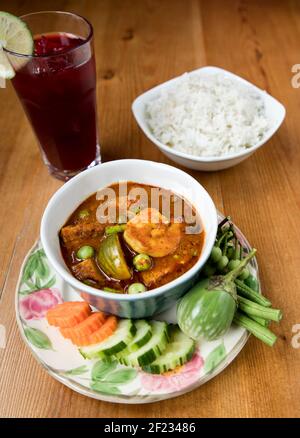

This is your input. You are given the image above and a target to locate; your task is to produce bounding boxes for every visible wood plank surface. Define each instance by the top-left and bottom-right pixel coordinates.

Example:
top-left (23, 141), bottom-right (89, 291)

top-left (0, 0), bottom-right (299, 418)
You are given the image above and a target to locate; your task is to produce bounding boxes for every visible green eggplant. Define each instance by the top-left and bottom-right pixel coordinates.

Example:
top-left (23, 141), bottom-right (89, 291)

top-left (177, 249), bottom-right (256, 341)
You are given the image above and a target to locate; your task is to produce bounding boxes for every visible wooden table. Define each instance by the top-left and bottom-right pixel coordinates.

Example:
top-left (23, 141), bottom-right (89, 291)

top-left (0, 0), bottom-right (299, 418)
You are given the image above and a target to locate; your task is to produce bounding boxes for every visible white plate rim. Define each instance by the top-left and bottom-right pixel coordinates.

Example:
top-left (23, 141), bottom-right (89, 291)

top-left (15, 214), bottom-right (256, 404)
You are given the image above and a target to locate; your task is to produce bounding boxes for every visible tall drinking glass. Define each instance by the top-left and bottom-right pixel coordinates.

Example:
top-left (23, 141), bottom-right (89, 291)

top-left (5, 11), bottom-right (100, 181)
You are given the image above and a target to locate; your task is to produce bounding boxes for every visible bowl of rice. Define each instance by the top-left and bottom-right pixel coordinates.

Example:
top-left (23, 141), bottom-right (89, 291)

top-left (132, 66), bottom-right (286, 171)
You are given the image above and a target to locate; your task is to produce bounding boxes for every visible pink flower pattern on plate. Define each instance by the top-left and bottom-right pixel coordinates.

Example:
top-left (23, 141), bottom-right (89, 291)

top-left (140, 353), bottom-right (204, 393)
top-left (19, 288), bottom-right (63, 320)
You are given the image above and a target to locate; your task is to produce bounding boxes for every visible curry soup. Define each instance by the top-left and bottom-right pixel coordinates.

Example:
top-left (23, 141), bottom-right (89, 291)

top-left (60, 182), bottom-right (204, 293)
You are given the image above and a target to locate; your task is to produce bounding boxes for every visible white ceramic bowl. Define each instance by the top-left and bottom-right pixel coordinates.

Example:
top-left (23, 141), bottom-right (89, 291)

top-left (132, 66), bottom-right (286, 171)
top-left (41, 159), bottom-right (218, 318)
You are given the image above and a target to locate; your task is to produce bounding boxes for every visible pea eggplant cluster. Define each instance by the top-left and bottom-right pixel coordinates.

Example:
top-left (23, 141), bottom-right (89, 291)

top-left (177, 217), bottom-right (282, 347)
top-left (203, 216), bottom-right (252, 280)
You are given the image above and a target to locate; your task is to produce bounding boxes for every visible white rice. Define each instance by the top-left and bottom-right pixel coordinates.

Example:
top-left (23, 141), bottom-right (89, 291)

top-left (145, 73), bottom-right (269, 157)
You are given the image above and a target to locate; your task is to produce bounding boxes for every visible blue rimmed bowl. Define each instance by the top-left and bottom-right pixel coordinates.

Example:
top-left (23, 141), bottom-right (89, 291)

top-left (41, 159), bottom-right (218, 318)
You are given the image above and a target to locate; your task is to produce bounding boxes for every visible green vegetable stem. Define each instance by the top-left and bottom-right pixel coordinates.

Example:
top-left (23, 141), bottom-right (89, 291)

top-left (217, 216), bottom-right (231, 232)
top-left (237, 295), bottom-right (282, 322)
top-left (103, 287), bottom-right (122, 293)
top-left (244, 274), bottom-right (259, 292)
top-left (234, 311), bottom-right (277, 347)
top-left (235, 279), bottom-right (271, 307)
top-left (105, 224), bottom-right (127, 235)
top-left (225, 248), bottom-right (257, 284)
top-left (246, 313), bottom-right (269, 327)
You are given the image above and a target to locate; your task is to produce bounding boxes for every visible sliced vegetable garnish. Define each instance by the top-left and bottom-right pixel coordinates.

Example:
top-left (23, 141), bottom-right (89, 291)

top-left (126, 320), bottom-right (153, 352)
top-left (79, 319), bottom-right (135, 358)
top-left (118, 321), bottom-right (169, 367)
top-left (80, 315), bottom-right (119, 347)
top-left (142, 326), bottom-right (195, 374)
top-left (46, 301), bottom-right (91, 328)
top-left (60, 312), bottom-right (107, 345)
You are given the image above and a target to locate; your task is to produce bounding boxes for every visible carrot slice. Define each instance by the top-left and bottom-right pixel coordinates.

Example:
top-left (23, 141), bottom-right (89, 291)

top-left (60, 312), bottom-right (107, 344)
top-left (47, 301), bottom-right (91, 328)
top-left (75, 315), bottom-right (118, 346)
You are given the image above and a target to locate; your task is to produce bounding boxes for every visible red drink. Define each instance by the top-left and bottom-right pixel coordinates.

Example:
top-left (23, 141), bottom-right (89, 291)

top-left (34, 33), bottom-right (84, 56)
top-left (7, 12), bottom-right (100, 180)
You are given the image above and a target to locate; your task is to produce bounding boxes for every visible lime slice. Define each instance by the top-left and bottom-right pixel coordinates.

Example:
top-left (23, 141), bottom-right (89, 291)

top-left (0, 48), bottom-right (14, 78)
top-left (0, 11), bottom-right (33, 78)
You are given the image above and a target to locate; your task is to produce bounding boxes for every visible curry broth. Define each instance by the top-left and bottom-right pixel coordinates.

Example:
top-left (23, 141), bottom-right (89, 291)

top-left (60, 182), bottom-right (204, 292)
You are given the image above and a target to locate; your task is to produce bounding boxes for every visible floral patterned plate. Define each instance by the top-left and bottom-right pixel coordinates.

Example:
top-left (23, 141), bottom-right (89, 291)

top-left (15, 216), bottom-right (258, 404)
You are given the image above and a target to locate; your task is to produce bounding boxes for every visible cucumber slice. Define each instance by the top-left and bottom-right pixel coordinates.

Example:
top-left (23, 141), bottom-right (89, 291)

top-left (142, 326), bottom-right (195, 374)
top-left (118, 321), bottom-right (169, 367)
top-left (79, 319), bottom-right (136, 359)
top-left (119, 320), bottom-right (152, 354)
